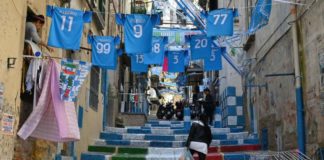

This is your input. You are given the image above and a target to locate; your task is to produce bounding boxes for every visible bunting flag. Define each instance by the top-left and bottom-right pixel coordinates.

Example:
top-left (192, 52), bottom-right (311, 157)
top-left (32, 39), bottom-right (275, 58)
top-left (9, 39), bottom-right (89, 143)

top-left (248, 0), bottom-right (272, 33)
top-left (60, 59), bottom-right (91, 102)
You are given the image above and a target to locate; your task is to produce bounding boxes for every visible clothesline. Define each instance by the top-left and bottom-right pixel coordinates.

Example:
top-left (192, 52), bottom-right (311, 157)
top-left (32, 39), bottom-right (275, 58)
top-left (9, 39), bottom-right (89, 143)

top-left (89, 1), bottom-right (308, 15)
top-left (23, 55), bottom-right (62, 60)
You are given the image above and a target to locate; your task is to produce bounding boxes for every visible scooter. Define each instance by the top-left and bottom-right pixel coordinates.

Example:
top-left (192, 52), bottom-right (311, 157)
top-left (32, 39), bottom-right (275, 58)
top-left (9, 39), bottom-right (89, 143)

top-left (165, 102), bottom-right (175, 120)
top-left (156, 104), bottom-right (166, 119)
top-left (175, 101), bottom-right (184, 120)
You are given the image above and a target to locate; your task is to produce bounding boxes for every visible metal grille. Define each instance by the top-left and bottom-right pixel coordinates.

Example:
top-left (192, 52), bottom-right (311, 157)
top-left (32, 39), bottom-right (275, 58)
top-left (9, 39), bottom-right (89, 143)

top-left (249, 150), bottom-right (311, 160)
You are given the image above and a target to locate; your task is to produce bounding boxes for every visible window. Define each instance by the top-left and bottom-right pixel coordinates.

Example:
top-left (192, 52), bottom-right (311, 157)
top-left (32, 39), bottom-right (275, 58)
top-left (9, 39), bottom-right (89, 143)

top-left (89, 66), bottom-right (100, 111)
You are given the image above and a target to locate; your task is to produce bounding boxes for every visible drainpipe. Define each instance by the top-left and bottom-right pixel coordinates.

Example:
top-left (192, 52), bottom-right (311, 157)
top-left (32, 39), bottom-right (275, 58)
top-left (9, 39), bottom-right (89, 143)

top-left (291, 2), bottom-right (306, 154)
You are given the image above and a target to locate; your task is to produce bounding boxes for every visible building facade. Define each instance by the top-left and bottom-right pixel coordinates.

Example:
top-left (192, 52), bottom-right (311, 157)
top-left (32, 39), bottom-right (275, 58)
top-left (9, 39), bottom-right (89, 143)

top-left (237, 0), bottom-right (324, 156)
top-left (0, 0), bottom-right (123, 159)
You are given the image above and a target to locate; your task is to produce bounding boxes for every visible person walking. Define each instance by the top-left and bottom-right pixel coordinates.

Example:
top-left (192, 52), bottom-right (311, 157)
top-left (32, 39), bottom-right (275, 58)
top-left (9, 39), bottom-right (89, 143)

top-left (186, 114), bottom-right (212, 160)
top-left (203, 88), bottom-right (215, 125)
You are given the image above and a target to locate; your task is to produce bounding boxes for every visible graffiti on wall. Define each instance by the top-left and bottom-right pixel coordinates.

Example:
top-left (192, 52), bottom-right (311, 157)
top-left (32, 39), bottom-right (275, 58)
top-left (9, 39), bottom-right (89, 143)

top-left (1, 113), bottom-right (14, 135)
top-left (0, 82), bottom-right (3, 112)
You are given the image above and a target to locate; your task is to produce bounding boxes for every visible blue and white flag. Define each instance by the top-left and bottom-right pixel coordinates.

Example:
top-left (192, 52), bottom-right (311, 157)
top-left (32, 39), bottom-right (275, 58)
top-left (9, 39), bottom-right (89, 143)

top-left (60, 59), bottom-right (91, 102)
top-left (248, 0), bottom-right (272, 33)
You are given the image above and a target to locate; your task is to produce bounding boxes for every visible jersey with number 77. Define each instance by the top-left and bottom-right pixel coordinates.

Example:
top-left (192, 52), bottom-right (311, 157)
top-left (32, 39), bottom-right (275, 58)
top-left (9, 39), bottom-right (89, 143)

top-left (115, 14), bottom-right (160, 54)
top-left (46, 5), bottom-right (92, 50)
top-left (206, 9), bottom-right (237, 37)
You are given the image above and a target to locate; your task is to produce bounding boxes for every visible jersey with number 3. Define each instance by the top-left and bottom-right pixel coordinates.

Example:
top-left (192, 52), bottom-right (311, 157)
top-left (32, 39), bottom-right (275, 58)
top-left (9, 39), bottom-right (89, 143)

top-left (190, 35), bottom-right (212, 60)
top-left (88, 36), bottom-right (120, 69)
top-left (116, 14), bottom-right (160, 54)
top-left (204, 46), bottom-right (224, 71)
top-left (131, 54), bottom-right (148, 73)
top-left (207, 9), bottom-right (235, 37)
top-left (46, 5), bottom-right (92, 50)
top-left (167, 51), bottom-right (186, 73)
top-left (144, 37), bottom-right (167, 65)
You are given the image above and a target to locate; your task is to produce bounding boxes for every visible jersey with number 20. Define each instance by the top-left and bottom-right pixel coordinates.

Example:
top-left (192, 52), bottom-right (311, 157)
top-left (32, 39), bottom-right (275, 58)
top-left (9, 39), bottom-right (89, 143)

top-left (46, 5), bottom-right (92, 50)
top-left (116, 14), bottom-right (160, 54)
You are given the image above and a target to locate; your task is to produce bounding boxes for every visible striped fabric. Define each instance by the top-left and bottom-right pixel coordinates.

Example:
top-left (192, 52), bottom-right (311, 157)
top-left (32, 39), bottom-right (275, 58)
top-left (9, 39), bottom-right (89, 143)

top-left (18, 60), bottom-right (80, 142)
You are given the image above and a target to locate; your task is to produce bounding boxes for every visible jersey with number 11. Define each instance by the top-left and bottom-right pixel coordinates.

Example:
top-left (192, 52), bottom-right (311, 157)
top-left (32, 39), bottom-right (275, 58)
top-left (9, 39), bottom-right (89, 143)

top-left (46, 5), bottom-right (92, 50)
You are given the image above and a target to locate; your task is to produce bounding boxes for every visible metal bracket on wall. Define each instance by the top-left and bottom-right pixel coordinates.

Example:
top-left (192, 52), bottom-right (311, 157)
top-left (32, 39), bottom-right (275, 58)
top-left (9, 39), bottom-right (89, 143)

top-left (7, 57), bottom-right (17, 69)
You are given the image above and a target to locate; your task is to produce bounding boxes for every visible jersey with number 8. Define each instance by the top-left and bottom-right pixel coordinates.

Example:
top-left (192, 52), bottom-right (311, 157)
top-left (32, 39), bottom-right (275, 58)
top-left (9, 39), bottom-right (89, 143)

top-left (47, 5), bottom-right (92, 50)
top-left (144, 37), bottom-right (167, 65)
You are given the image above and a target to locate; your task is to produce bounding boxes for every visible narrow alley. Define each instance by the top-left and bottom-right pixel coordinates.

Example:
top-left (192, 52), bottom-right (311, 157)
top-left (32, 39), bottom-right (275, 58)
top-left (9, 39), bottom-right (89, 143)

top-left (0, 0), bottom-right (323, 160)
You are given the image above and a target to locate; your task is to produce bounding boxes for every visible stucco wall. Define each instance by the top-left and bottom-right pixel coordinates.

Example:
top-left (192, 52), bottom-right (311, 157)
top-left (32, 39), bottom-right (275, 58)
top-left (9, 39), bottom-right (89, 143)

top-left (238, 0), bottom-right (324, 155)
top-left (0, 0), bottom-right (26, 159)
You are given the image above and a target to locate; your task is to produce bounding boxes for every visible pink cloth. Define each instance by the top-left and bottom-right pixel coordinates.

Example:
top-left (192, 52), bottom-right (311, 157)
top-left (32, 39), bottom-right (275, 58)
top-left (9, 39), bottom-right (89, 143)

top-left (162, 57), bottom-right (168, 72)
top-left (18, 60), bottom-right (80, 142)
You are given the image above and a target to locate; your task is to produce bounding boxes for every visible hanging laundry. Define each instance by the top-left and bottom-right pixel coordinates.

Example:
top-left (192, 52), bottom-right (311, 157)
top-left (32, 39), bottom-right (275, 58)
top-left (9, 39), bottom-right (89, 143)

top-left (60, 59), bottom-right (91, 102)
top-left (18, 60), bottom-right (80, 142)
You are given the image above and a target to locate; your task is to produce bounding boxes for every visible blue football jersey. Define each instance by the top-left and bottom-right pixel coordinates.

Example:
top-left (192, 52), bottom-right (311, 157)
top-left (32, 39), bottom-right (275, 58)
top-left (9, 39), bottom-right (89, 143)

top-left (167, 51), bottom-right (186, 73)
top-left (116, 14), bottom-right (160, 54)
top-left (206, 9), bottom-right (236, 37)
top-left (144, 37), bottom-right (167, 65)
top-left (88, 35), bottom-right (120, 69)
top-left (189, 35), bottom-right (212, 60)
top-left (131, 54), bottom-right (148, 73)
top-left (46, 5), bottom-right (92, 50)
top-left (204, 46), bottom-right (224, 71)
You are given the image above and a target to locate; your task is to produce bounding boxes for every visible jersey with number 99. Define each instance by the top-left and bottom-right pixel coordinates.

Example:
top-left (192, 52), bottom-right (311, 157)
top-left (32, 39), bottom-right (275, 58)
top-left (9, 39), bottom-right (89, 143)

top-left (116, 14), bottom-right (160, 54)
top-left (46, 5), bottom-right (92, 50)
top-left (88, 35), bottom-right (120, 69)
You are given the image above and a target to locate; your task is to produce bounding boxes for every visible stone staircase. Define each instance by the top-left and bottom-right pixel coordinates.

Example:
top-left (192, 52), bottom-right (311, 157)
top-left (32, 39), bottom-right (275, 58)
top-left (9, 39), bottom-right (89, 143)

top-left (81, 120), bottom-right (261, 160)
